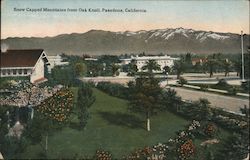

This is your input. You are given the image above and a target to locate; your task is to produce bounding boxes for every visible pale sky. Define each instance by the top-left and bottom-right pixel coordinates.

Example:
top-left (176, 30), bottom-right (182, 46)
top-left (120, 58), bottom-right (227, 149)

top-left (1, 0), bottom-right (249, 38)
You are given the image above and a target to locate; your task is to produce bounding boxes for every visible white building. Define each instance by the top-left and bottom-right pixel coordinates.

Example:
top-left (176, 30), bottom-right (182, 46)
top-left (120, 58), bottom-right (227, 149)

top-left (0, 49), bottom-right (50, 83)
top-left (47, 54), bottom-right (69, 72)
top-left (120, 55), bottom-right (179, 72)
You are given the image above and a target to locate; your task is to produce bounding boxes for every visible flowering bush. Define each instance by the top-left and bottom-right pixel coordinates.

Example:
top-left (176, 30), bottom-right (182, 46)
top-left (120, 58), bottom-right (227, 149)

top-left (177, 139), bottom-right (195, 160)
top-left (123, 146), bottom-right (152, 160)
top-left (123, 144), bottom-right (168, 160)
top-left (36, 88), bottom-right (73, 122)
top-left (94, 149), bottom-right (112, 160)
top-left (203, 123), bottom-right (217, 137)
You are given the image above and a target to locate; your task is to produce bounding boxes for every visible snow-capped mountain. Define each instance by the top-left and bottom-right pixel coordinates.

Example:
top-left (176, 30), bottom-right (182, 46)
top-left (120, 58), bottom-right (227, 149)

top-left (116, 27), bottom-right (234, 42)
top-left (1, 27), bottom-right (249, 55)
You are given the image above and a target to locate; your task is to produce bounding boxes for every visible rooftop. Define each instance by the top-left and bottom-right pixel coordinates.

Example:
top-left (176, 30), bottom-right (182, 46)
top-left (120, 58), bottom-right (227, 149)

top-left (1, 49), bottom-right (45, 68)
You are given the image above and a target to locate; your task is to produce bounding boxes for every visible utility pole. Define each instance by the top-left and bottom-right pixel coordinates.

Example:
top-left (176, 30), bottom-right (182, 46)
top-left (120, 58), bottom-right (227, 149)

top-left (241, 31), bottom-right (245, 81)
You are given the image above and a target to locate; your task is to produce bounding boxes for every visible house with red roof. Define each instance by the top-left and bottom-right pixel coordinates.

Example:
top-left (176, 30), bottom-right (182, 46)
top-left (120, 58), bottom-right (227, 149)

top-left (0, 49), bottom-right (50, 83)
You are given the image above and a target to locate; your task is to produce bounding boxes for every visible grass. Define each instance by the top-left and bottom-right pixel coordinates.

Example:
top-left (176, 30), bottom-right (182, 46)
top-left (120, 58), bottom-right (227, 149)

top-left (20, 87), bottom-right (189, 159)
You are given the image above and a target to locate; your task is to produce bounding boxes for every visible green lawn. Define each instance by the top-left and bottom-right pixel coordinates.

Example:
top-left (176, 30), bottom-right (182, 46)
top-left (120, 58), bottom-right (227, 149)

top-left (21, 88), bottom-right (190, 159)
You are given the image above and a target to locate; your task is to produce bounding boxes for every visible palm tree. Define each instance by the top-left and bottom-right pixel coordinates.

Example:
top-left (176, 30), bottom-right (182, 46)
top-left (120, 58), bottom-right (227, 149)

top-left (142, 60), bottom-right (161, 75)
top-left (173, 60), bottom-right (185, 79)
top-left (205, 54), bottom-right (217, 78)
top-left (163, 66), bottom-right (171, 75)
top-left (127, 59), bottom-right (138, 76)
top-left (222, 59), bottom-right (231, 77)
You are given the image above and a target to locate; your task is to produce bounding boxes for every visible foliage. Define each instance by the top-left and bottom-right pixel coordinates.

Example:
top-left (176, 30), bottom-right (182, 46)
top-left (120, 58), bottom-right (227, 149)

top-left (94, 149), bottom-right (112, 160)
top-left (128, 73), bottom-right (162, 131)
top-left (191, 98), bottom-right (211, 121)
top-left (163, 65), bottom-right (171, 75)
top-left (199, 84), bottom-right (209, 91)
top-left (51, 65), bottom-right (77, 86)
top-left (177, 139), bottom-right (195, 160)
top-left (85, 55), bottom-right (121, 77)
top-left (0, 136), bottom-right (29, 159)
top-left (205, 53), bottom-right (223, 77)
top-left (127, 59), bottom-right (138, 76)
top-left (0, 79), bottom-right (11, 89)
top-left (203, 123), bottom-right (218, 138)
top-left (36, 88), bottom-right (74, 122)
top-left (74, 63), bottom-right (86, 76)
top-left (96, 82), bottom-right (129, 99)
top-left (178, 77), bottom-right (187, 86)
top-left (23, 88), bottom-right (74, 145)
top-left (215, 133), bottom-right (249, 160)
top-left (141, 59), bottom-right (161, 74)
top-left (111, 63), bottom-right (120, 76)
top-left (173, 58), bottom-right (186, 79)
top-left (159, 88), bottom-right (182, 112)
top-left (241, 80), bottom-right (250, 93)
top-left (77, 83), bottom-right (95, 129)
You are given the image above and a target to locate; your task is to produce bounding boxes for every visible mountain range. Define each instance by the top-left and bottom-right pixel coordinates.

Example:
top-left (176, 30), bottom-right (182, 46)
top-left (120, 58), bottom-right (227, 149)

top-left (1, 27), bottom-right (249, 55)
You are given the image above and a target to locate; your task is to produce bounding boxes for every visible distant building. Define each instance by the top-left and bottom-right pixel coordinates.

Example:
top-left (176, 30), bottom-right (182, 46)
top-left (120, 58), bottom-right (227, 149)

top-left (84, 57), bottom-right (98, 61)
top-left (47, 54), bottom-right (69, 72)
top-left (120, 55), bottom-right (179, 72)
top-left (0, 49), bottom-right (50, 83)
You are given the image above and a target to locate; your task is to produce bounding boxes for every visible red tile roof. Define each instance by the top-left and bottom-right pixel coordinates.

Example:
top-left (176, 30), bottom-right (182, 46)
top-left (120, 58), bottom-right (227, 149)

top-left (1, 49), bottom-right (44, 68)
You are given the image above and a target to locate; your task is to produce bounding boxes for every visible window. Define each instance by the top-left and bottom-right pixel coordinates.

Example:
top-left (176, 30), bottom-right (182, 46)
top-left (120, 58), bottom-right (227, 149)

top-left (2, 70), bottom-right (6, 75)
top-left (7, 69), bottom-right (11, 75)
top-left (24, 69), bottom-right (28, 75)
top-left (18, 69), bottom-right (22, 75)
top-left (13, 69), bottom-right (17, 75)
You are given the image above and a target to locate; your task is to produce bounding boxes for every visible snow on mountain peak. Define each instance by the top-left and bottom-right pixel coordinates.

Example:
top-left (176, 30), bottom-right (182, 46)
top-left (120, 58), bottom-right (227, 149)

top-left (116, 28), bottom-right (232, 42)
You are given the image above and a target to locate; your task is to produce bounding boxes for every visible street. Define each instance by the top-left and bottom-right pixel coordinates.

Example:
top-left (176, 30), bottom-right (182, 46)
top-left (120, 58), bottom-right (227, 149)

top-left (171, 87), bottom-right (249, 114)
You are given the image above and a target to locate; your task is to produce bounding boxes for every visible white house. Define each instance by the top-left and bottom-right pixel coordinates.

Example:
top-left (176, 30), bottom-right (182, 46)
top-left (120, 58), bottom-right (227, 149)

top-left (47, 54), bottom-right (69, 72)
top-left (120, 55), bottom-right (179, 72)
top-left (0, 49), bottom-right (50, 83)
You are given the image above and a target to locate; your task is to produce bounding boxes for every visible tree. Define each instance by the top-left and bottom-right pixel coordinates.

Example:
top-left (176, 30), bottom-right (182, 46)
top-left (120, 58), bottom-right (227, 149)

top-left (51, 66), bottom-right (76, 86)
top-left (128, 73), bottom-right (162, 131)
top-left (222, 59), bottom-right (231, 77)
top-left (142, 60), bottom-right (161, 74)
top-left (74, 63), bottom-right (85, 77)
top-left (127, 59), bottom-right (138, 76)
top-left (159, 88), bottom-right (182, 112)
top-left (163, 66), bottom-right (170, 75)
top-left (192, 98), bottom-right (211, 121)
top-left (77, 83), bottom-right (95, 129)
top-left (215, 134), bottom-right (249, 160)
top-left (205, 54), bottom-right (217, 78)
top-left (111, 63), bottom-right (120, 76)
top-left (173, 60), bottom-right (185, 79)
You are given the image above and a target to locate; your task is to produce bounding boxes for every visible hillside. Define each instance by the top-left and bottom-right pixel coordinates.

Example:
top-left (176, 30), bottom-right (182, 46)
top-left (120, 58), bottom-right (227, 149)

top-left (1, 27), bottom-right (249, 55)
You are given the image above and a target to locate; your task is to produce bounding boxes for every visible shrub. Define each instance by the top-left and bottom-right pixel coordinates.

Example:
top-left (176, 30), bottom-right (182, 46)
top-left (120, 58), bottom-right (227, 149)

top-left (178, 77), bottom-right (187, 86)
top-left (94, 149), bottom-right (112, 160)
top-left (214, 79), bottom-right (231, 89)
top-left (96, 82), bottom-right (128, 99)
top-left (241, 80), bottom-right (250, 93)
top-left (200, 84), bottom-right (209, 91)
top-left (177, 139), bottom-right (195, 160)
top-left (36, 88), bottom-right (74, 123)
top-left (228, 86), bottom-right (237, 95)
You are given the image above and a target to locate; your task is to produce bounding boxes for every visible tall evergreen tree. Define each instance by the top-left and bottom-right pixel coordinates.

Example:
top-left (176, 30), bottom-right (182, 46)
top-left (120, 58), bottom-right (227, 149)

top-left (128, 60), bottom-right (162, 131)
top-left (77, 84), bottom-right (95, 129)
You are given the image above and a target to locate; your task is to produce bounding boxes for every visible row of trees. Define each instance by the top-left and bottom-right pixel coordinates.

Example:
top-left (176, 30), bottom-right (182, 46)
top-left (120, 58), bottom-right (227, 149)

top-left (173, 52), bottom-right (250, 79)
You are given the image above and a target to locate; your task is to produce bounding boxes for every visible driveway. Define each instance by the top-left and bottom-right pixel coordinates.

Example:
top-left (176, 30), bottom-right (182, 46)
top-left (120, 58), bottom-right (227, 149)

top-left (171, 87), bottom-right (249, 114)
